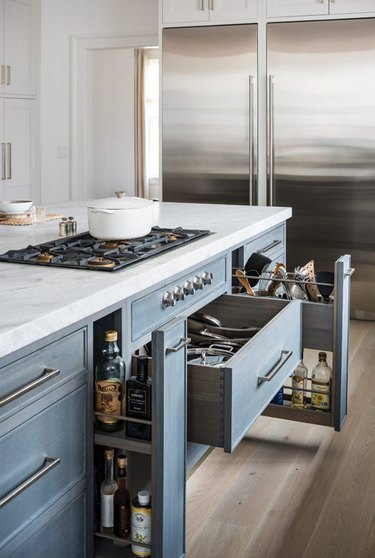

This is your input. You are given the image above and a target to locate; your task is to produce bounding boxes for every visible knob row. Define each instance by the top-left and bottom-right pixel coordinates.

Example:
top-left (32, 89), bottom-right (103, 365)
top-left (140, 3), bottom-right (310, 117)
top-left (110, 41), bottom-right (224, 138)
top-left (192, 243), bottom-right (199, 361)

top-left (162, 271), bottom-right (213, 308)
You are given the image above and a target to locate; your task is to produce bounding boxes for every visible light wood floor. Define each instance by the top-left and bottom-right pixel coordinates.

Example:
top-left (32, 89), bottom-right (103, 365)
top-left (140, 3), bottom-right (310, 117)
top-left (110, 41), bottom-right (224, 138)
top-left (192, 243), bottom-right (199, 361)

top-left (186, 320), bottom-right (375, 558)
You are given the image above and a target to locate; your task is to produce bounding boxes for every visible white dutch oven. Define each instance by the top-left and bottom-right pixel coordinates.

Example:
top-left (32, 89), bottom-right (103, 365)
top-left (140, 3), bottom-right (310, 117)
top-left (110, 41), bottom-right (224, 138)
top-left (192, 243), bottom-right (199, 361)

top-left (87, 196), bottom-right (154, 239)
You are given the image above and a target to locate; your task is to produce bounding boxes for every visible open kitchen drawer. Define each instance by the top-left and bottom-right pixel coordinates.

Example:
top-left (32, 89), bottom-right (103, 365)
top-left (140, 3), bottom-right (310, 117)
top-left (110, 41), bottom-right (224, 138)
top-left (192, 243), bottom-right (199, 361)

top-left (187, 296), bottom-right (302, 453)
top-left (187, 255), bottom-right (352, 453)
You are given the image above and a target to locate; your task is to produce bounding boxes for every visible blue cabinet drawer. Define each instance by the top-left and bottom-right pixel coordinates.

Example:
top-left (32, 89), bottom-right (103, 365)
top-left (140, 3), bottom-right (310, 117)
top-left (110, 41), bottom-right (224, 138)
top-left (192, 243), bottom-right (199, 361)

top-left (131, 256), bottom-right (227, 341)
top-left (243, 224), bottom-right (285, 263)
top-left (187, 295), bottom-right (301, 452)
top-left (0, 328), bottom-right (88, 421)
top-left (0, 377), bottom-right (88, 552)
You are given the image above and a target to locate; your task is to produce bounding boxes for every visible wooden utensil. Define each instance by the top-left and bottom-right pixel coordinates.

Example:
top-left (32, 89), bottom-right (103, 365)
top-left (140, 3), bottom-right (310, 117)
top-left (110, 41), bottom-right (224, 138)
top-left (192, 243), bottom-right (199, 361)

top-left (235, 269), bottom-right (255, 296)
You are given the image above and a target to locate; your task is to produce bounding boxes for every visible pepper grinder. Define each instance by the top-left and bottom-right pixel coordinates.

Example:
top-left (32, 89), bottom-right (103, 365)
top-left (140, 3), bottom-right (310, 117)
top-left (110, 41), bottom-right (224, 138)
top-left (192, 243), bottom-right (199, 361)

top-left (59, 217), bottom-right (68, 236)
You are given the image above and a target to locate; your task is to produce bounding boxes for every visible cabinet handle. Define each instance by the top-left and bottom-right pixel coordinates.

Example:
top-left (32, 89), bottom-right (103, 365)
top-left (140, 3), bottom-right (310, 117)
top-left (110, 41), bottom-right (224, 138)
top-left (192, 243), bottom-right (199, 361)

top-left (249, 75), bottom-right (255, 204)
top-left (1, 143), bottom-right (5, 180)
top-left (6, 65), bottom-right (10, 85)
top-left (210, 0), bottom-right (215, 9)
top-left (0, 457), bottom-right (61, 509)
top-left (166, 337), bottom-right (191, 353)
top-left (267, 75), bottom-right (275, 206)
top-left (256, 239), bottom-right (282, 254)
top-left (345, 267), bottom-right (355, 277)
top-left (258, 350), bottom-right (293, 384)
top-left (0, 65), bottom-right (5, 85)
top-left (0, 368), bottom-right (61, 408)
top-left (200, 0), bottom-right (205, 10)
top-left (6, 142), bottom-right (11, 179)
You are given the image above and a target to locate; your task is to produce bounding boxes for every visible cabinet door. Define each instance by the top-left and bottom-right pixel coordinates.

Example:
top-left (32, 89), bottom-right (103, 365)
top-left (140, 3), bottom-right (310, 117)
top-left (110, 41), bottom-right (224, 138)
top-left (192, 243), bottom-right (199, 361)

top-left (330, 0), bottom-right (375, 14)
top-left (267, 0), bottom-right (329, 17)
top-left (210, 0), bottom-right (258, 22)
top-left (3, 0), bottom-right (37, 96)
top-left (3, 98), bottom-right (36, 200)
top-left (0, 101), bottom-right (4, 201)
top-left (152, 318), bottom-right (187, 558)
top-left (163, 0), bottom-right (209, 23)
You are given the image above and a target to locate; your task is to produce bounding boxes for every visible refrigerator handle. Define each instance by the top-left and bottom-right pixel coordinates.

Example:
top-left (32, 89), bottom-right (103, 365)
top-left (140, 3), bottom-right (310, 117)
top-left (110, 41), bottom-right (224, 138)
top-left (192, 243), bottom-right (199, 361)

top-left (267, 75), bottom-right (275, 206)
top-left (249, 75), bottom-right (255, 205)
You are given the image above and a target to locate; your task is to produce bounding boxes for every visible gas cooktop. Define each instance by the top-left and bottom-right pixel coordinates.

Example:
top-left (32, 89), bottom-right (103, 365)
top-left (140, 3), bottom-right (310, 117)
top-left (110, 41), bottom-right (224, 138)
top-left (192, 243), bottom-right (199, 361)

top-left (0, 227), bottom-right (211, 271)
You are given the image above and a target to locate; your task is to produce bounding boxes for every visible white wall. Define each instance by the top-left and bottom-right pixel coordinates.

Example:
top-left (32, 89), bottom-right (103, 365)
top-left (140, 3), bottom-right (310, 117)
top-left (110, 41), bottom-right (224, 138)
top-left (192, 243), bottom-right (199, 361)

top-left (88, 48), bottom-right (135, 199)
top-left (40, 0), bottom-right (158, 204)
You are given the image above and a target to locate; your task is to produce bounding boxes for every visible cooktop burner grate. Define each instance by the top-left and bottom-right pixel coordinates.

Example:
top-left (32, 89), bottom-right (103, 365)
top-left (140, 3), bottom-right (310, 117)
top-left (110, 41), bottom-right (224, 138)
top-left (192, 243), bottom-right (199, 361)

top-left (0, 227), bottom-right (211, 271)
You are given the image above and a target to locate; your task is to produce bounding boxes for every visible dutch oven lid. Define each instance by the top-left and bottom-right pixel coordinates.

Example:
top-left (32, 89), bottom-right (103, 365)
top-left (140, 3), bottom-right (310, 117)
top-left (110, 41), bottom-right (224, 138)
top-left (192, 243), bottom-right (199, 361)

top-left (88, 196), bottom-right (153, 210)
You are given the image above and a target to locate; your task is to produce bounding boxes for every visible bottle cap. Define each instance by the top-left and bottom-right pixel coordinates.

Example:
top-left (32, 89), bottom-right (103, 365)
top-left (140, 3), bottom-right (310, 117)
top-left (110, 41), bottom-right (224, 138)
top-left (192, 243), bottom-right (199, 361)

top-left (104, 448), bottom-right (114, 459)
top-left (117, 454), bottom-right (127, 467)
top-left (138, 491), bottom-right (150, 505)
top-left (105, 330), bottom-right (118, 342)
top-left (318, 351), bottom-right (327, 359)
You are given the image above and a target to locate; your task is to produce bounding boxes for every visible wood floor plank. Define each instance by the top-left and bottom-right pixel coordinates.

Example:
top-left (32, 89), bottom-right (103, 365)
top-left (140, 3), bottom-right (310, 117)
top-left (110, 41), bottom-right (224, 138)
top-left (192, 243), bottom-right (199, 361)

top-left (186, 320), bottom-right (375, 558)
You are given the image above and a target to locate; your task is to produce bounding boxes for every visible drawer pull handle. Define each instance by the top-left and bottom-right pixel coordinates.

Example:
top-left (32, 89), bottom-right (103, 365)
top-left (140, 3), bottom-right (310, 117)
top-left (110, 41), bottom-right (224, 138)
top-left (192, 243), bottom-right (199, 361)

top-left (0, 367), bottom-right (60, 408)
top-left (258, 350), bottom-right (293, 384)
top-left (256, 239), bottom-right (282, 255)
top-left (0, 457), bottom-right (61, 509)
top-left (166, 337), bottom-right (191, 353)
top-left (345, 267), bottom-right (355, 277)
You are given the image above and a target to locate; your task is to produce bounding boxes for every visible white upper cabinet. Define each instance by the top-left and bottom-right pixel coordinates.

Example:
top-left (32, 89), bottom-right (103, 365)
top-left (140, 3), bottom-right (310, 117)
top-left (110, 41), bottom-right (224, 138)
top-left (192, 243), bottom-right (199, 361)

top-left (267, 0), bottom-right (329, 17)
top-left (329, 0), bottom-right (375, 14)
top-left (163, 0), bottom-right (257, 24)
top-left (1, 0), bottom-right (38, 96)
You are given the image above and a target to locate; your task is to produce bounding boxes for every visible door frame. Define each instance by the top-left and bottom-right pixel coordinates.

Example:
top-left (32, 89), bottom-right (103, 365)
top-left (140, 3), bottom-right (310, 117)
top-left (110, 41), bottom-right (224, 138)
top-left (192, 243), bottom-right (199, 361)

top-left (70, 33), bottom-right (157, 201)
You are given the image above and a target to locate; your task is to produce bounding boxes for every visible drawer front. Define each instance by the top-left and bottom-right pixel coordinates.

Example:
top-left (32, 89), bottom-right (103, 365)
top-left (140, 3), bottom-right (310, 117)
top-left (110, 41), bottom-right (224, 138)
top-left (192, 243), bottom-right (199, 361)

top-left (8, 490), bottom-right (86, 558)
top-left (244, 224), bottom-right (285, 263)
top-left (188, 295), bottom-right (301, 453)
top-left (0, 328), bottom-right (87, 421)
top-left (0, 380), bottom-right (88, 551)
top-left (132, 256), bottom-right (227, 341)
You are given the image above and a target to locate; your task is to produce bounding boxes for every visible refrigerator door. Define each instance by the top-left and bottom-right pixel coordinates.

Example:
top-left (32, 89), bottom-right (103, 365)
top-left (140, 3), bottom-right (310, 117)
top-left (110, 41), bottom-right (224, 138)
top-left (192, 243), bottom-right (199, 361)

top-left (162, 25), bottom-right (257, 205)
top-left (268, 19), bottom-right (375, 319)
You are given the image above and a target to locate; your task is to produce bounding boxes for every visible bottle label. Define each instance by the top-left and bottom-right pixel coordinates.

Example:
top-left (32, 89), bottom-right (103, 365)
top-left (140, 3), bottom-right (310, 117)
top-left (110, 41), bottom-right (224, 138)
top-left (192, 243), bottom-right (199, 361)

top-left (101, 494), bottom-right (114, 528)
top-left (292, 376), bottom-right (305, 407)
top-left (128, 388), bottom-right (147, 415)
top-left (131, 505), bottom-right (151, 556)
top-left (311, 379), bottom-right (330, 411)
top-left (95, 380), bottom-right (122, 424)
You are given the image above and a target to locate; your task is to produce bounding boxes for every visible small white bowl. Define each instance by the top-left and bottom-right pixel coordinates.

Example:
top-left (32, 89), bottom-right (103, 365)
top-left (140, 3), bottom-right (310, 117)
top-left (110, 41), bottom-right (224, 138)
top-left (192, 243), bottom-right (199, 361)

top-left (0, 200), bottom-right (33, 214)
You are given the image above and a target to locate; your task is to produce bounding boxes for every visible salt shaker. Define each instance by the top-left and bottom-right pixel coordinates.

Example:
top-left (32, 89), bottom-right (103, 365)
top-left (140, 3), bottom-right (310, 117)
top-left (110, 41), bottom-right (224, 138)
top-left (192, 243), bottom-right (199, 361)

top-left (68, 216), bottom-right (77, 234)
top-left (59, 217), bottom-right (68, 236)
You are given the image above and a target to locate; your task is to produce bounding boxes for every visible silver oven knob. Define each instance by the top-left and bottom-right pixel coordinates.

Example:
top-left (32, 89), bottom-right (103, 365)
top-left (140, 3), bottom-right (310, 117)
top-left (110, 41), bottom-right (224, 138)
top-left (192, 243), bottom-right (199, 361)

top-left (174, 286), bottom-right (186, 301)
top-left (183, 280), bottom-right (195, 296)
top-left (193, 276), bottom-right (204, 290)
top-left (162, 291), bottom-right (176, 308)
top-left (202, 271), bottom-right (213, 285)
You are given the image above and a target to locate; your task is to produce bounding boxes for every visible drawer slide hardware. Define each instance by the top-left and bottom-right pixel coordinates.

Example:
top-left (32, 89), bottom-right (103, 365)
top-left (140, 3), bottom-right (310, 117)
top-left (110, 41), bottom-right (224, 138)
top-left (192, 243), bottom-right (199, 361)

top-left (258, 350), bottom-right (293, 384)
top-left (166, 337), bottom-right (191, 354)
top-left (0, 457), bottom-right (61, 509)
top-left (0, 367), bottom-right (60, 408)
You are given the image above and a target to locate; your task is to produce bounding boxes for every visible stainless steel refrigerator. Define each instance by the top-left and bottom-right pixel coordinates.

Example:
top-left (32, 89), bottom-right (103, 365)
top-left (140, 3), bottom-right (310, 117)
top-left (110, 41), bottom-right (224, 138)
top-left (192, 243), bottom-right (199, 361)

top-left (267, 19), bottom-right (375, 320)
top-left (162, 25), bottom-right (257, 205)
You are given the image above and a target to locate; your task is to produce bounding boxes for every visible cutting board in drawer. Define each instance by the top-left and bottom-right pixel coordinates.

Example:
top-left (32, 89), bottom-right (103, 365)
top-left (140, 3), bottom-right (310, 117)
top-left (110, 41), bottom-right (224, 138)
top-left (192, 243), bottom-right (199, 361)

top-left (0, 378), bottom-right (88, 551)
top-left (188, 295), bottom-right (302, 453)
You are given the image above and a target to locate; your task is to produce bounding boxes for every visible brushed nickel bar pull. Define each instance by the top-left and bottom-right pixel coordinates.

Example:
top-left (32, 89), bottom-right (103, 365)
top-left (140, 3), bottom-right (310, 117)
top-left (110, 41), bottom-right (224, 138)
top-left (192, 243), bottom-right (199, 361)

top-left (0, 368), bottom-right (60, 408)
top-left (0, 457), bottom-right (61, 509)
top-left (258, 350), bottom-right (293, 384)
top-left (0, 65), bottom-right (5, 85)
top-left (345, 267), bottom-right (355, 277)
top-left (249, 75), bottom-right (254, 205)
top-left (256, 239), bottom-right (282, 254)
top-left (6, 65), bottom-right (10, 85)
top-left (1, 143), bottom-right (5, 180)
top-left (200, 0), bottom-right (205, 10)
top-left (6, 142), bottom-right (11, 179)
top-left (210, 0), bottom-right (215, 9)
top-left (166, 337), bottom-right (191, 353)
top-left (267, 75), bottom-right (275, 206)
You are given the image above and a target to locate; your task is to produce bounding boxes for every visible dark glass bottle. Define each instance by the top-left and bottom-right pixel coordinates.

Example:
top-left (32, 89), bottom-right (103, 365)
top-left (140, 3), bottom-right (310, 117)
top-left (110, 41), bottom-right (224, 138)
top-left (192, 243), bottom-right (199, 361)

top-left (114, 454), bottom-right (131, 538)
top-left (126, 356), bottom-right (152, 441)
top-left (95, 330), bottom-right (125, 432)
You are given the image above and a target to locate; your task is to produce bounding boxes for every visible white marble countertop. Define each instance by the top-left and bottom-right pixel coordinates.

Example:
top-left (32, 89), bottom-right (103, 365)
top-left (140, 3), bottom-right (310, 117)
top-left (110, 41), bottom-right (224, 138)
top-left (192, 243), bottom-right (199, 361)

top-left (0, 201), bottom-right (291, 359)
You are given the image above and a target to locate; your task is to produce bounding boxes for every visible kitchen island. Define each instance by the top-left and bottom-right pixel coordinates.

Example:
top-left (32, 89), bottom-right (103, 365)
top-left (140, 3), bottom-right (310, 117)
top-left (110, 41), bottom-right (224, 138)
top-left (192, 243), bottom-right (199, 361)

top-left (0, 201), bottom-right (350, 558)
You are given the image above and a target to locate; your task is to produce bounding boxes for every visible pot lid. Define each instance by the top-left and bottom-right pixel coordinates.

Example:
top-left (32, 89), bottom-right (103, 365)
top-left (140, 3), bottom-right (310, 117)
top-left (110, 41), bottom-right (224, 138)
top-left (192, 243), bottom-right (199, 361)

top-left (88, 196), bottom-right (153, 210)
